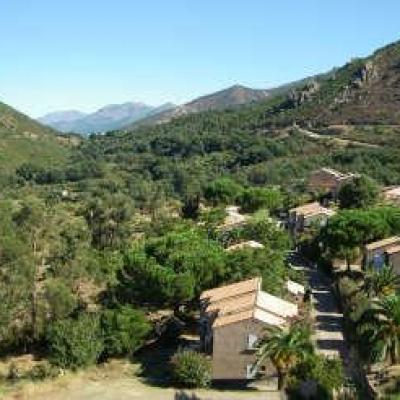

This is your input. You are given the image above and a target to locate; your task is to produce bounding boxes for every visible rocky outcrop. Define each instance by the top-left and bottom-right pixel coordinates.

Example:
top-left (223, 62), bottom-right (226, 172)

top-left (352, 61), bottom-right (379, 88)
top-left (287, 81), bottom-right (320, 108)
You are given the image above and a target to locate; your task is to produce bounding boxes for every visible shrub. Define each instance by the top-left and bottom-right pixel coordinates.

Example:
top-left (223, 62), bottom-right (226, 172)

top-left (289, 354), bottom-right (344, 399)
top-left (338, 175), bottom-right (379, 209)
top-left (171, 349), bottom-right (211, 388)
top-left (204, 178), bottom-right (243, 205)
top-left (45, 279), bottom-right (78, 320)
top-left (47, 314), bottom-right (104, 370)
top-left (28, 363), bottom-right (60, 381)
top-left (312, 356), bottom-right (344, 396)
top-left (7, 362), bottom-right (22, 381)
top-left (239, 187), bottom-right (283, 213)
top-left (101, 306), bottom-right (151, 357)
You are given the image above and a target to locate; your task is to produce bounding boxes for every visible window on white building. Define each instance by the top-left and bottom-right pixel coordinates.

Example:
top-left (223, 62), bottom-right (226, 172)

top-left (246, 364), bottom-right (257, 379)
top-left (247, 333), bottom-right (258, 350)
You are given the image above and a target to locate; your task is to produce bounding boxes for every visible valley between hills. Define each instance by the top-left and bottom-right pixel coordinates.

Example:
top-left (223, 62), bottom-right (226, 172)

top-left (2, 39), bottom-right (400, 399)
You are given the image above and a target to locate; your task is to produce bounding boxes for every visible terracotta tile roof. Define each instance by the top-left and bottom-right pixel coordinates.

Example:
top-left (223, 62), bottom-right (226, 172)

top-left (206, 292), bottom-right (256, 315)
top-left (290, 202), bottom-right (335, 217)
top-left (212, 310), bottom-right (254, 328)
top-left (365, 236), bottom-right (400, 251)
top-left (226, 241), bottom-right (265, 252)
top-left (384, 186), bottom-right (400, 199)
top-left (386, 244), bottom-right (400, 255)
top-left (201, 277), bottom-right (298, 329)
top-left (200, 277), bottom-right (261, 303)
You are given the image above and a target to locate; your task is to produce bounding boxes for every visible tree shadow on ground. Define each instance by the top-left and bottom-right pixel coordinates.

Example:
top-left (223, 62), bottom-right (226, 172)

top-left (174, 391), bottom-right (201, 400)
top-left (134, 336), bottom-right (199, 387)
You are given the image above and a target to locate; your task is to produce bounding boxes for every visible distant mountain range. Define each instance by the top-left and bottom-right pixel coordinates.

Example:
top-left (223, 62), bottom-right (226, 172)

top-left (38, 102), bottom-right (175, 135)
top-left (38, 85), bottom-right (274, 134)
top-left (128, 85), bottom-right (271, 129)
top-left (19, 38), bottom-right (400, 140)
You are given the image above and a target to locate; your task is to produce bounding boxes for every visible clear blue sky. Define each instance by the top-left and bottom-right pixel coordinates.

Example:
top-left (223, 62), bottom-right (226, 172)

top-left (1, 0), bottom-right (399, 117)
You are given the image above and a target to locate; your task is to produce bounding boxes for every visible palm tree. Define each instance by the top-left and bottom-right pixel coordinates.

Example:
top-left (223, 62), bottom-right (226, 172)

top-left (255, 322), bottom-right (314, 391)
top-left (363, 265), bottom-right (400, 298)
top-left (357, 295), bottom-right (400, 365)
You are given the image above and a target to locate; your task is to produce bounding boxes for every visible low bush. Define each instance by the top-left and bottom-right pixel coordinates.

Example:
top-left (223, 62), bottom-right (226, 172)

top-left (171, 349), bottom-right (211, 388)
top-left (101, 306), bottom-right (151, 358)
top-left (47, 314), bottom-right (104, 370)
top-left (28, 362), bottom-right (60, 381)
top-left (289, 354), bottom-right (344, 399)
top-left (239, 187), bottom-right (283, 213)
top-left (7, 362), bottom-right (23, 381)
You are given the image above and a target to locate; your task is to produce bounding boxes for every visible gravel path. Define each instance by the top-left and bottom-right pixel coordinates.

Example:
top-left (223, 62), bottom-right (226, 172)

top-left (289, 252), bottom-right (352, 377)
top-left (308, 268), bottom-right (348, 360)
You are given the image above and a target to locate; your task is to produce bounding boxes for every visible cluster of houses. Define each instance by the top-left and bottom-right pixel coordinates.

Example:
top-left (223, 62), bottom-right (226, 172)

top-left (198, 167), bottom-right (400, 383)
top-left (289, 167), bottom-right (400, 272)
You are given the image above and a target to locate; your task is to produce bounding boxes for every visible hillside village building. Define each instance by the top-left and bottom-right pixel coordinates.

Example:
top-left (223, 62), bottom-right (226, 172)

top-left (364, 236), bottom-right (400, 273)
top-left (288, 202), bottom-right (336, 233)
top-left (200, 278), bottom-right (298, 382)
top-left (382, 186), bottom-right (400, 204)
top-left (307, 168), bottom-right (357, 199)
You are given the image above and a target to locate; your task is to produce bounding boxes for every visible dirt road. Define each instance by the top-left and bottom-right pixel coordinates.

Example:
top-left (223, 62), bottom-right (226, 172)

top-left (296, 127), bottom-right (379, 148)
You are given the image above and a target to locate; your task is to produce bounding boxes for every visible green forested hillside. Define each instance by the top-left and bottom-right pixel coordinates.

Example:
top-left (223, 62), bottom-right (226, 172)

top-left (68, 41), bottom-right (400, 204)
top-left (263, 40), bottom-right (400, 127)
top-left (0, 102), bottom-right (73, 176)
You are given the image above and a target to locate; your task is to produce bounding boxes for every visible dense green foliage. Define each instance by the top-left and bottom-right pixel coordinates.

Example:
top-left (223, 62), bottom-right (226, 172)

top-left (357, 295), bottom-right (400, 365)
top-left (338, 175), bottom-right (379, 209)
top-left (364, 265), bottom-right (400, 298)
top-left (116, 220), bottom-right (290, 306)
top-left (171, 350), bottom-right (211, 388)
top-left (239, 187), bottom-right (283, 213)
top-left (47, 314), bottom-right (104, 369)
top-left (320, 207), bottom-right (400, 268)
top-left (290, 355), bottom-right (344, 399)
top-left (256, 323), bottom-right (314, 391)
top-left (101, 306), bottom-right (151, 357)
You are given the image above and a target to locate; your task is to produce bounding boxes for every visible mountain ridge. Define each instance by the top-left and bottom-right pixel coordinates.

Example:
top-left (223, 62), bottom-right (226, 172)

top-left (38, 101), bottom-right (171, 135)
top-left (262, 39), bottom-right (400, 127)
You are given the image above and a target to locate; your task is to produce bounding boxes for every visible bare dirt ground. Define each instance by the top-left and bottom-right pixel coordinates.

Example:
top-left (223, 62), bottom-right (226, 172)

top-left (1, 361), bottom-right (278, 400)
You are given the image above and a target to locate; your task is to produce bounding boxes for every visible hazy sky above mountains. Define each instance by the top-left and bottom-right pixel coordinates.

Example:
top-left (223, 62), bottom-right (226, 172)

top-left (1, 0), bottom-right (399, 117)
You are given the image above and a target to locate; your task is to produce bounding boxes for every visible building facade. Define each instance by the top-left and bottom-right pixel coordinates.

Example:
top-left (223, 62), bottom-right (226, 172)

top-left (200, 278), bottom-right (298, 383)
top-left (288, 201), bottom-right (336, 234)
top-left (307, 168), bottom-right (357, 199)
top-left (364, 236), bottom-right (400, 273)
